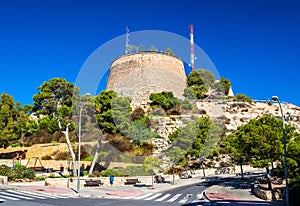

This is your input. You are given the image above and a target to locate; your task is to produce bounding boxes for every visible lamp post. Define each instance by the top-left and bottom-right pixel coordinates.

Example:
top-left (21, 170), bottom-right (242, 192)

top-left (77, 103), bottom-right (83, 194)
top-left (77, 93), bottom-right (90, 194)
top-left (272, 96), bottom-right (289, 206)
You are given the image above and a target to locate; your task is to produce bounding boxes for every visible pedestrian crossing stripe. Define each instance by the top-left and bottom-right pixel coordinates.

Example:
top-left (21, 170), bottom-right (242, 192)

top-left (0, 191), bottom-right (34, 200)
top-left (133, 192), bottom-right (154, 200)
top-left (130, 192), bottom-right (209, 203)
top-left (144, 193), bottom-right (162, 200)
top-left (7, 190), bottom-right (47, 199)
top-left (167, 193), bottom-right (182, 202)
top-left (0, 194), bottom-right (20, 201)
top-left (155, 193), bottom-right (171, 201)
top-left (17, 190), bottom-right (69, 199)
top-left (0, 190), bottom-right (70, 201)
top-left (178, 194), bottom-right (192, 203)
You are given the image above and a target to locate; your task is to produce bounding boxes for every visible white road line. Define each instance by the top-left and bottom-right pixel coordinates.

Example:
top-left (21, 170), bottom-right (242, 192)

top-left (0, 192), bottom-right (34, 200)
top-left (167, 194), bottom-right (182, 202)
top-left (0, 198), bottom-right (6, 202)
top-left (179, 194), bottom-right (192, 204)
top-left (7, 190), bottom-right (47, 199)
top-left (155, 194), bottom-right (171, 201)
top-left (19, 190), bottom-right (59, 199)
top-left (155, 193), bottom-right (171, 201)
top-left (144, 193), bottom-right (162, 200)
top-left (133, 192), bottom-right (154, 200)
top-left (197, 190), bottom-right (206, 200)
top-left (28, 190), bottom-right (68, 199)
top-left (0, 194), bottom-right (20, 201)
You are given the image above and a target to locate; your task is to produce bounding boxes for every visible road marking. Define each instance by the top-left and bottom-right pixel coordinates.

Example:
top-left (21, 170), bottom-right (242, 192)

top-left (167, 194), bottom-right (182, 202)
top-left (18, 190), bottom-right (63, 199)
top-left (155, 193), bottom-right (171, 201)
top-left (133, 192), bottom-right (154, 200)
top-left (197, 190), bottom-right (206, 200)
top-left (144, 193), bottom-right (162, 200)
top-left (0, 198), bottom-right (5, 202)
top-left (0, 191), bottom-right (34, 200)
top-left (0, 194), bottom-right (20, 200)
top-left (178, 193), bottom-right (192, 203)
top-left (7, 190), bottom-right (47, 199)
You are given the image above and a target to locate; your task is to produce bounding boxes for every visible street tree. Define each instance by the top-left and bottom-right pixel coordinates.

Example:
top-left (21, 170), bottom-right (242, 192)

top-left (143, 156), bottom-right (163, 188)
top-left (33, 78), bottom-right (79, 176)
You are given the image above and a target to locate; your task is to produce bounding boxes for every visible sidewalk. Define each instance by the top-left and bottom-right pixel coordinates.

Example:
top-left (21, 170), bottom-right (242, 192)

top-left (0, 177), bottom-right (205, 199)
top-left (204, 175), bottom-right (285, 205)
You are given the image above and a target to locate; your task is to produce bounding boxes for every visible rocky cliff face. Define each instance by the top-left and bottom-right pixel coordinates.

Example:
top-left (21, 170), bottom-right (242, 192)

top-left (149, 100), bottom-right (300, 154)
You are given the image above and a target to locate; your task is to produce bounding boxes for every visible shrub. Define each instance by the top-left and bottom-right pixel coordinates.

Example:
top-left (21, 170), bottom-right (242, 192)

top-left (149, 91), bottom-right (180, 111)
top-left (0, 165), bottom-right (35, 181)
top-left (11, 143), bottom-right (20, 147)
top-left (130, 107), bottom-right (145, 121)
top-left (234, 94), bottom-right (252, 103)
top-left (100, 169), bottom-right (122, 177)
top-left (36, 176), bottom-right (46, 181)
top-left (181, 99), bottom-right (193, 110)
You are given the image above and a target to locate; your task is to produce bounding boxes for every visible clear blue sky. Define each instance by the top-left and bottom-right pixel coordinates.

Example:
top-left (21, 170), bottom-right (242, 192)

top-left (1, 0), bottom-right (299, 106)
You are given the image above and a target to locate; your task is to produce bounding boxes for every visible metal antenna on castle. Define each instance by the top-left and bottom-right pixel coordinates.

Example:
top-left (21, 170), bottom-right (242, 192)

top-left (125, 26), bottom-right (129, 54)
top-left (190, 24), bottom-right (195, 71)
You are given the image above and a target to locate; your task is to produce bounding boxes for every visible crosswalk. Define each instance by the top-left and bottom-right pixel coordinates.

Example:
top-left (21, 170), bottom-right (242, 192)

top-left (0, 189), bottom-right (71, 202)
top-left (126, 191), bottom-right (209, 204)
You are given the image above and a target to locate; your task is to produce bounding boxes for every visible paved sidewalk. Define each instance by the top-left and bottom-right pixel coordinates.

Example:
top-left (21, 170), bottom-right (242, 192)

top-left (204, 175), bottom-right (285, 205)
top-left (0, 177), bottom-right (203, 199)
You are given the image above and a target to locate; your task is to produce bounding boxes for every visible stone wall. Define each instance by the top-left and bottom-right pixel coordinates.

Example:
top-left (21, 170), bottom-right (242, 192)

top-left (106, 52), bottom-right (187, 103)
top-left (0, 159), bottom-right (142, 171)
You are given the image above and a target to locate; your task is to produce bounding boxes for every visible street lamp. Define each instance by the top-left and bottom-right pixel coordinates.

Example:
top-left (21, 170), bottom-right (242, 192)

top-left (77, 93), bottom-right (90, 194)
top-left (272, 96), bottom-right (289, 206)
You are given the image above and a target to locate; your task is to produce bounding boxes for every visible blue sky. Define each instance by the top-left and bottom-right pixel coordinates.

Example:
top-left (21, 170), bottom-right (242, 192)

top-left (0, 0), bottom-right (300, 106)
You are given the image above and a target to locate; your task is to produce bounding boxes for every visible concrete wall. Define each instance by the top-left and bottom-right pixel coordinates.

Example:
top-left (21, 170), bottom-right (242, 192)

top-left (106, 52), bottom-right (187, 103)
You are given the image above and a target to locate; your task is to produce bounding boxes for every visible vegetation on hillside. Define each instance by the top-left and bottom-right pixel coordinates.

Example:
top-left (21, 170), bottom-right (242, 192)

top-left (184, 69), bottom-right (231, 99)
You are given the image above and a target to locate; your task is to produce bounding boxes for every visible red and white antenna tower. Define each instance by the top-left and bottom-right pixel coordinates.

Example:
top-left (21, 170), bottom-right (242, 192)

top-left (190, 24), bottom-right (195, 71)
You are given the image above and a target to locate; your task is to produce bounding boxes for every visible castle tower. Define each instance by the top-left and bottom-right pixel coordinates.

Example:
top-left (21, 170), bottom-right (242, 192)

top-left (106, 52), bottom-right (187, 104)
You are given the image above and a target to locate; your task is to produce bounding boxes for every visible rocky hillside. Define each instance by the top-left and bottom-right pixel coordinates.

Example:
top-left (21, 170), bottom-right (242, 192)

top-left (150, 99), bottom-right (300, 154)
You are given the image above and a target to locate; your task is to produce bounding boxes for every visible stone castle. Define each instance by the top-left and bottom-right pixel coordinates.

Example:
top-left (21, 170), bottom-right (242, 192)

top-left (106, 52), bottom-right (187, 105)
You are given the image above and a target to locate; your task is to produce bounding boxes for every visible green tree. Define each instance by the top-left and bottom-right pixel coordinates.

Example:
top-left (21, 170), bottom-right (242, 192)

top-left (214, 77), bottom-right (231, 96)
top-left (196, 69), bottom-right (216, 88)
top-left (95, 90), bottom-right (148, 143)
top-left (33, 77), bottom-right (78, 116)
top-left (187, 70), bottom-right (205, 87)
top-left (149, 91), bottom-right (179, 111)
top-left (95, 90), bottom-right (118, 134)
top-left (0, 93), bottom-right (29, 148)
top-left (223, 131), bottom-right (252, 179)
top-left (143, 156), bottom-right (163, 188)
top-left (166, 122), bottom-right (198, 184)
top-left (224, 116), bottom-right (295, 179)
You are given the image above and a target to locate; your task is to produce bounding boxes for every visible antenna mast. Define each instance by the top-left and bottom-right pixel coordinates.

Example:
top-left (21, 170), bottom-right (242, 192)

top-left (190, 24), bottom-right (195, 71)
top-left (125, 26), bottom-right (129, 54)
